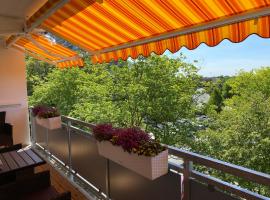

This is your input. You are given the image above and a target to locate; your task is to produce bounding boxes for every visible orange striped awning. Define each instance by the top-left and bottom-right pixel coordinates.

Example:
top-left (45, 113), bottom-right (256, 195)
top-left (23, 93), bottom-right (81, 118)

top-left (30, 0), bottom-right (270, 63)
top-left (12, 34), bottom-right (84, 68)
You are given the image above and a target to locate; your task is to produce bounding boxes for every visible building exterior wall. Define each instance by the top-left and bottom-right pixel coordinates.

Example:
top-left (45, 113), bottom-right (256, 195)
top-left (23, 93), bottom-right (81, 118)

top-left (0, 47), bottom-right (30, 145)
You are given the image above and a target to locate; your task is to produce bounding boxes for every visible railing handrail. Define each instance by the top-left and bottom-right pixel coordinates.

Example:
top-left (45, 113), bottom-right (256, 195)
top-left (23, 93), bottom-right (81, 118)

top-left (191, 171), bottom-right (269, 200)
top-left (61, 115), bottom-right (95, 128)
top-left (61, 115), bottom-right (270, 187)
top-left (169, 146), bottom-right (270, 186)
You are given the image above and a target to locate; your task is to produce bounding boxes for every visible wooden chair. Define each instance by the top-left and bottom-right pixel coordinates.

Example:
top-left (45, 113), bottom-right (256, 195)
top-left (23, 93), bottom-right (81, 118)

top-left (0, 170), bottom-right (71, 200)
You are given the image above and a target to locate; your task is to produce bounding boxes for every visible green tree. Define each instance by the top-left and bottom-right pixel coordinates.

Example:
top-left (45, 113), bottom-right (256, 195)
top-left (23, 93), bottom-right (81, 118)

top-left (208, 87), bottom-right (223, 112)
top-left (29, 55), bottom-right (200, 145)
top-left (26, 56), bottom-right (54, 96)
top-left (195, 68), bottom-right (270, 196)
top-left (205, 76), bottom-right (233, 113)
top-left (109, 55), bottom-right (200, 145)
top-left (70, 62), bottom-right (122, 124)
top-left (29, 55), bottom-right (124, 123)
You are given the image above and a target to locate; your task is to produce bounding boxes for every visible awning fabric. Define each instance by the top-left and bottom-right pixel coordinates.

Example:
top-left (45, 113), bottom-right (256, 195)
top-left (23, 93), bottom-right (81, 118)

top-left (12, 34), bottom-right (84, 68)
top-left (32, 0), bottom-right (270, 63)
top-left (91, 16), bottom-right (270, 63)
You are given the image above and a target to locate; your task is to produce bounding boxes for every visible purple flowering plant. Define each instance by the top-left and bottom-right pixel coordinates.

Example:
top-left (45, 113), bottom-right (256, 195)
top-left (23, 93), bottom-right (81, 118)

top-left (93, 124), bottom-right (166, 156)
top-left (32, 105), bottom-right (60, 119)
top-left (111, 128), bottom-right (150, 153)
top-left (92, 124), bottom-right (114, 142)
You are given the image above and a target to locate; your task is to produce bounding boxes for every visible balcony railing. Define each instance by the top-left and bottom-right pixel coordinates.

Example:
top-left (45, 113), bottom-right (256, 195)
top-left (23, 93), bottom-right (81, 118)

top-left (29, 113), bottom-right (270, 200)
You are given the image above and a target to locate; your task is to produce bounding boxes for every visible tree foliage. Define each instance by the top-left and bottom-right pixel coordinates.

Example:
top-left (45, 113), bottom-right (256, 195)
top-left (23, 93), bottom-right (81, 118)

top-left (195, 68), bottom-right (270, 196)
top-left (26, 56), bottom-right (54, 96)
top-left (204, 76), bottom-right (233, 113)
top-left (29, 55), bottom-right (199, 144)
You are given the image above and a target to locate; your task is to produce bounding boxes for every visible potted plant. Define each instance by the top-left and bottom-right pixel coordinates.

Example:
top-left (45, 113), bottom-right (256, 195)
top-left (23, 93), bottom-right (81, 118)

top-left (93, 124), bottom-right (168, 180)
top-left (33, 105), bottom-right (61, 130)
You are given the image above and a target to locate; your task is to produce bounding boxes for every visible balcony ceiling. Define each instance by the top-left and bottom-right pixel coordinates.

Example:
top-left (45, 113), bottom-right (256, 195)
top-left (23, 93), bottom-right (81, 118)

top-left (0, 0), bottom-right (47, 42)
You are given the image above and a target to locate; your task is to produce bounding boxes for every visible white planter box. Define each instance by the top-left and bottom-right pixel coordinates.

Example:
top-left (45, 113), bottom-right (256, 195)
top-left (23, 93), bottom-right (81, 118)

top-left (97, 141), bottom-right (168, 180)
top-left (36, 116), bottom-right (62, 130)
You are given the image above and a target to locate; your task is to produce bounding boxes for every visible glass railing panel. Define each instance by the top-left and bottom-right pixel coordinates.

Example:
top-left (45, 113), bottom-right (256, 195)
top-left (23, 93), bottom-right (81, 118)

top-left (47, 126), bottom-right (69, 164)
top-left (109, 161), bottom-right (181, 200)
top-left (70, 130), bottom-right (107, 192)
top-left (190, 179), bottom-right (238, 200)
top-left (35, 123), bottom-right (47, 149)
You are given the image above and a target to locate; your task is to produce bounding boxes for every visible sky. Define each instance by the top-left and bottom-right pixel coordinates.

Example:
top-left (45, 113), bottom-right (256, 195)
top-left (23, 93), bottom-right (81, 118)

top-left (165, 35), bottom-right (270, 77)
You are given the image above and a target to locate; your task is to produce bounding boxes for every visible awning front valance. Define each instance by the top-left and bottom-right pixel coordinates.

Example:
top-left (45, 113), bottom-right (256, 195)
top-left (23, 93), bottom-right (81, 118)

top-left (34, 0), bottom-right (270, 63)
top-left (12, 34), bottom-right (84, 68)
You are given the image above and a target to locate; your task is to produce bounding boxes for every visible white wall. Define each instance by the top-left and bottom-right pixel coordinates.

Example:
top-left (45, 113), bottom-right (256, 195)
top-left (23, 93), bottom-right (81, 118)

top-left (0, 47), bottom-right (30, 145)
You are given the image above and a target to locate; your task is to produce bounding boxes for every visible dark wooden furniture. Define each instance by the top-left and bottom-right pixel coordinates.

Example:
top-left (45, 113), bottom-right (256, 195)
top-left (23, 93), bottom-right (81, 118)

top-left (0, 143), bottom-right (22, 153)
top-left (0, 148), bottom-right (46, 175)
top-left (0, 144), bottom-right (23, 184)
top-left (0, 170), bottom-right (71, 200)
top-left (0, 111), bottom-right (13, 147)
top-left (0, 147), bottom-right (46, 185)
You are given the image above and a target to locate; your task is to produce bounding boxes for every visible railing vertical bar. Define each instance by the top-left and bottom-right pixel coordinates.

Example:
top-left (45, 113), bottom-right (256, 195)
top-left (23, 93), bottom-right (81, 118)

top-left (106, 159), bottom-right (111, 199)
top-left (182, 160), bottom-right (193, 200)
top-left (46, 128), bottom-right (49, 153)
top-left (30, 110), bottom-right (36, 144)
top-left (67, 120), bottom-right (72, 174)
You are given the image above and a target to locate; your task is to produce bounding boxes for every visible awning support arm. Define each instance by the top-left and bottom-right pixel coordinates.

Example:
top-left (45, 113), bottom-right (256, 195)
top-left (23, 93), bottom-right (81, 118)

top-left (13, 43), bottom-right (56, 65)
top-left (56, 55), bottom-right (81, 63)
top-left (26, 34), bottom-right (67, 59)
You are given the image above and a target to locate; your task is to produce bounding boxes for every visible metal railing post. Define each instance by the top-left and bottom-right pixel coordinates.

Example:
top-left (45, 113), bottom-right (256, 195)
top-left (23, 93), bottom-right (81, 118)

top-left (29, 110), bottom-right (36, 144)
top-left (67, 120), bottom-right (72, 174)
top-left (182, 160), bottom-right (193, 200)
top-left (106, 159), bottom-right (111, 199)
top-left (46, 128), bottom-right (49, 151)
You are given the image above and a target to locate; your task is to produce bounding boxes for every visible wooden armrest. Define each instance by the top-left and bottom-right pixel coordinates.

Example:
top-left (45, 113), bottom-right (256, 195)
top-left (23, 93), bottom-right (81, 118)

top-left (51, 191), bottom-right (71, 200)
top-left (0, 143), bottom-right (22, 153)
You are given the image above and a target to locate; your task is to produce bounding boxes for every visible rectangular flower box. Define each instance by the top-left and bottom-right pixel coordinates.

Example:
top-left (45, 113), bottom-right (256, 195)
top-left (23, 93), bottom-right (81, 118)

top-left (36, 116), bottom-right (62, 130)
top-left (97, 141), bottom-right (168, 180)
